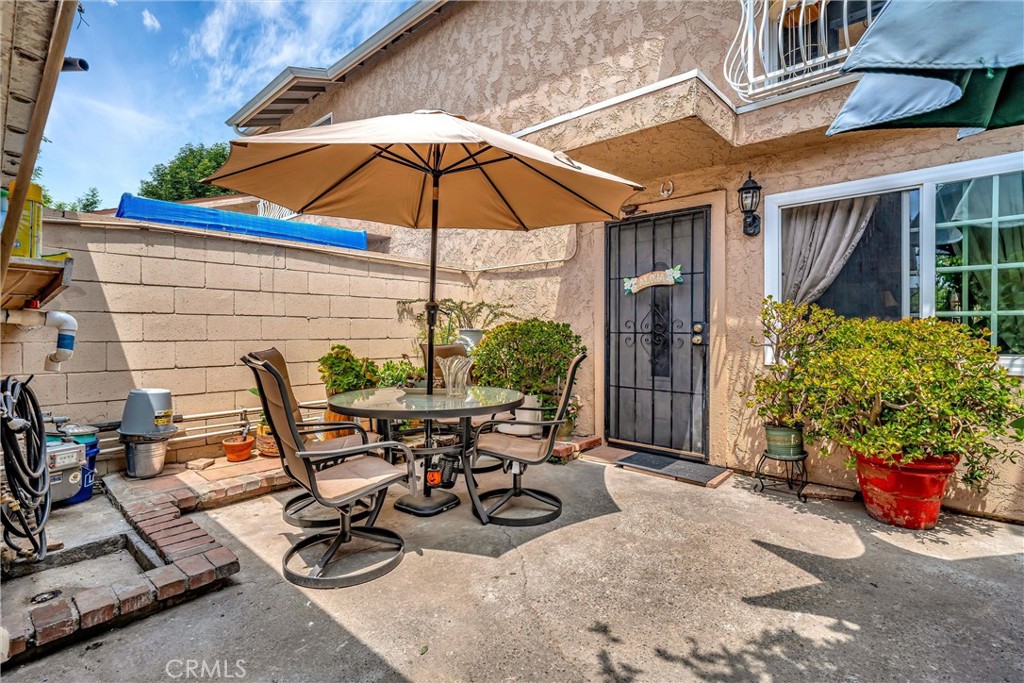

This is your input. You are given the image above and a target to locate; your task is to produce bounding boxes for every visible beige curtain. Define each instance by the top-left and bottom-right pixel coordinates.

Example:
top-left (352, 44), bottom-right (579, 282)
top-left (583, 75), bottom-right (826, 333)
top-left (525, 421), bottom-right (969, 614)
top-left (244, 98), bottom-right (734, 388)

top-left (781, 195), bottom-right (880, 304)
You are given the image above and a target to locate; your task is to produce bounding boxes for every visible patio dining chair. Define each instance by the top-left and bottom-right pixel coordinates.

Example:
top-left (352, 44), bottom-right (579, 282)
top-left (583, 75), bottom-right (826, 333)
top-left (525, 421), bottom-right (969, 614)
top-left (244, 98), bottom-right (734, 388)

top-left (243, 352), bottom-right (417, 588)
top-left (470, 353), bottom-right (586, 526)
top-left (248, 348), bottom-right (381, 530)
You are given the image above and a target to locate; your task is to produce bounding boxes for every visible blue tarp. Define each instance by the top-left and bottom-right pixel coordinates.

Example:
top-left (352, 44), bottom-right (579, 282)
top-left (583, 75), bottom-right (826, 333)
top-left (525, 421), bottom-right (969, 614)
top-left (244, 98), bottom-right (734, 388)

top-left (115, 193), bottom-right (368, 251)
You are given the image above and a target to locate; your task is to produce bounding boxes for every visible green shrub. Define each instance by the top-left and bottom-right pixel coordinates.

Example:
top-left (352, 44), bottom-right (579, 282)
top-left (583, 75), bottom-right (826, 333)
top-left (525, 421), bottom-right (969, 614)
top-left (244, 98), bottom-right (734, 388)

top-left (378, 359), bottom-right (426, 388)
top-left (803, 315), bottom-right (1022, 486)
top-left (473, 319), bottom-right (585, 400)
top-left (317, 345), bottom-right (379, 395)
top-left (747, 297), bottom-right (839, 428)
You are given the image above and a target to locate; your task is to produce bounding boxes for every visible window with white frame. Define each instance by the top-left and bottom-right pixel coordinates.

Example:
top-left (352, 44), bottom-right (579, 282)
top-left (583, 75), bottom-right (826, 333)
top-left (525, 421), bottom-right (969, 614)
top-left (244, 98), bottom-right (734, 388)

top-left (765, 153), bottom-right (1024, 368)
top-left (310, 113), bottom-right (333, 127)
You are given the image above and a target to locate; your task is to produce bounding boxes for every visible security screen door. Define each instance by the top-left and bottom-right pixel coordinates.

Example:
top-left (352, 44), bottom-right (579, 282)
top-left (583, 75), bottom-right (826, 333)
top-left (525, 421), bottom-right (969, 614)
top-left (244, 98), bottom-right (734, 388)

top-left (606, 207), bottom-right (710, 460)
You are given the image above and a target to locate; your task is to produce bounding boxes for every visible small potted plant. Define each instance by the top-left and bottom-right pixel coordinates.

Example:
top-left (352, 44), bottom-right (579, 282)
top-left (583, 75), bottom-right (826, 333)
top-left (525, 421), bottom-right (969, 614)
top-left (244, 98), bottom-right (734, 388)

top-left (378, 358), bottom-right (426, 388)
top-left (317, 344), bottom-right (379, 437)
top-left (557, 394), bottom-right (582, 439)
top-left (473, 319), bottom-right (586, 436)
top-left (747, 298), bottom-right (837, 458)
top-left (803, 315), bottom-right (1022, 529)
top-left (245, 387), bottom-right (279, 457)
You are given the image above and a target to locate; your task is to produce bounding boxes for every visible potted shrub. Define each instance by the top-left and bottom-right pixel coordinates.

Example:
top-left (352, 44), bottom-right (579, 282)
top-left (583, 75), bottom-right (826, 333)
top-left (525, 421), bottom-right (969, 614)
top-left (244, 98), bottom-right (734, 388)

top-left (804, 315), bottom-right (1022, 529)
top-left (473, 319), bottom-right (586, 436)
top-left (557, 394), bottom-right (582, 439)
top-left (377, 358), bottom-right (426, 388)
top-left (747, 298), bottom-right (838, 458)
top-left (317, 344), bottom-right (380, 437)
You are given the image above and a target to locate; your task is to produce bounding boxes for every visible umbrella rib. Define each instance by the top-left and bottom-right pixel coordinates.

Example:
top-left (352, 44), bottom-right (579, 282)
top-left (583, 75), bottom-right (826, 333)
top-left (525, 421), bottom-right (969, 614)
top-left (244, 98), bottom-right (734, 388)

top-left (403, 144), bottom-right (432, 170)
top-left (509, 156), bottom-right (621, 220)
top-left (299, 146), bottom-right (391, 214)
top-left (439, 144), bottom-right (494, 173)
top-left (413, 172), bottom-right (427, 227)
top-left (370, 145), bottom-right (433, 174)
top-left (460, 143), bottom-right (528, 231)
top-left (205, 144), bottom-right (330, 183)
top-left (445, 155), bottom-right (516, 174)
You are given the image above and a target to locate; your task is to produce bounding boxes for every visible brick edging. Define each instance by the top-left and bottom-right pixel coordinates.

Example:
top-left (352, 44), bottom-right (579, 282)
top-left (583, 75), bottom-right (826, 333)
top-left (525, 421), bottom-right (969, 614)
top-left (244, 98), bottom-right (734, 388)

top-left (4, 495), bottom-right (240, 663)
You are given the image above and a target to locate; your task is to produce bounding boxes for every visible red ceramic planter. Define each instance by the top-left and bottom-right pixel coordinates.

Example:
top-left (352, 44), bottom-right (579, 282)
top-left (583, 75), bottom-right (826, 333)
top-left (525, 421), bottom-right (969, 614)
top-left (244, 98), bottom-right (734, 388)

top-left (854, 452), bottom-right (960, 530)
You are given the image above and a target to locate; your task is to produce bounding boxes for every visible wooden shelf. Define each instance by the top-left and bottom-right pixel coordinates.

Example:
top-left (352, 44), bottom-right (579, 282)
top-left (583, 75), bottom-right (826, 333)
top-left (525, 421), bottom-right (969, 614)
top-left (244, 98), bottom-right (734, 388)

top-left (1, 255), bottom-right (74, 309)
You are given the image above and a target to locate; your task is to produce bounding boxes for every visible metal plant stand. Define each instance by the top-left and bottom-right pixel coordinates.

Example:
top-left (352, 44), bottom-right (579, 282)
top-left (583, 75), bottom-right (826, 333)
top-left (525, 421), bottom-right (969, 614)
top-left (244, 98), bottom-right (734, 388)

top-left (755, 450), bottom-right (809, 503)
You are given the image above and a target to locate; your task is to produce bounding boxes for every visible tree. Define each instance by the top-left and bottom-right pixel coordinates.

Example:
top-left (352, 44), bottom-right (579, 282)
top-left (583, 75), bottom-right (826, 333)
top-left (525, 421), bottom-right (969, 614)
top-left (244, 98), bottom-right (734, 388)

top-left (138, 142), bottom-right (234, 201)
top-left (52, 187), bottom-right (102, 212)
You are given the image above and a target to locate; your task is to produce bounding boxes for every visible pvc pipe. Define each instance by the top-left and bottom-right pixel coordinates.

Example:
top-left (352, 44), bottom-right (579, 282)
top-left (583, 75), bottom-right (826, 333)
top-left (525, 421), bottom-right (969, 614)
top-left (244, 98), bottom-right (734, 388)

top-left (2, 309), bottom-right (78, 372)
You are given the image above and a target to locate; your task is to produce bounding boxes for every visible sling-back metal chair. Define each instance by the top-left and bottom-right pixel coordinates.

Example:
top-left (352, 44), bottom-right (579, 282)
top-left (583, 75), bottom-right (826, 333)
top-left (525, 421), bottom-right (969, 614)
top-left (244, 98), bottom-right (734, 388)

top-left (470, 353), bottom-right (586, 526)
top-left (243, 352), bottom-right (417, 588)
top-left (248, 348), bottom-right (380, 530)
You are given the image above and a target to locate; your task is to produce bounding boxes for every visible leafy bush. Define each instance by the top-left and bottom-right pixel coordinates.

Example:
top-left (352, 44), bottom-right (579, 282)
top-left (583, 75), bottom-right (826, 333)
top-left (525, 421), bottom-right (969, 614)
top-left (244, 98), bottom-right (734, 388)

top-left (317, 345), bottom-right (379, 395)
top-left (473, 319), bottom-right (586, 399)
top-left (803, 315), bottom-right (1022, 486)
top-left (378, 359), bottom-right (426, 388)
top-left (747, 298), bottom-right (839, 428)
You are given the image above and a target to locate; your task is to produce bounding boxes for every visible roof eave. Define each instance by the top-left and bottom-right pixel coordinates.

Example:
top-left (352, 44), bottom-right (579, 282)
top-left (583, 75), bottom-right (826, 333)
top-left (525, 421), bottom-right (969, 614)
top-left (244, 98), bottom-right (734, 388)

top-left (225, 0), bottom-right (449, 131)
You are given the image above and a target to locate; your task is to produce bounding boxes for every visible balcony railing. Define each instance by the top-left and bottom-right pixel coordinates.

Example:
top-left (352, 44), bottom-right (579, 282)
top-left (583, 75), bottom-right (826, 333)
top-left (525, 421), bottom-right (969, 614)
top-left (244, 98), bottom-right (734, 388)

top-left (725, 0), bottom-right (886, 102)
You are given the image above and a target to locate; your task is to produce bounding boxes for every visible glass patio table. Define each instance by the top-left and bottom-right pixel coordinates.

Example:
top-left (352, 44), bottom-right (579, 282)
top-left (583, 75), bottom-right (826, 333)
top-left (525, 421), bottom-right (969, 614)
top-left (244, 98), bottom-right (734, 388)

top-left (327, 386), bottom-right (524, 519)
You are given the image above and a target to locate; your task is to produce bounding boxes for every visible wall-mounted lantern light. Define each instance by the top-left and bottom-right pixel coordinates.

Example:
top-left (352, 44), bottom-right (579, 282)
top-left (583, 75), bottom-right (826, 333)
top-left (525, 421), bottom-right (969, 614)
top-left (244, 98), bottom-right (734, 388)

top-left (739, 172), bottom-right (762, 237)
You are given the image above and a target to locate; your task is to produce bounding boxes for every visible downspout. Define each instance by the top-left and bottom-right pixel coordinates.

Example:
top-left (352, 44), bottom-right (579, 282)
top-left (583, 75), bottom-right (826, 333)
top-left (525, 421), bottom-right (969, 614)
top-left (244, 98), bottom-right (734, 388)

top-left (2, 309), bottom-right (77, 372)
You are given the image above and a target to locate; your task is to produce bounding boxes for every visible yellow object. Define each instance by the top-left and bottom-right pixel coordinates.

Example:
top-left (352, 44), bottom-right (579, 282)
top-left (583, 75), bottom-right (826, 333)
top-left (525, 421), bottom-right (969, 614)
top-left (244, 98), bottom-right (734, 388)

top-left (41, 252), bottom-right (70, 262)
top-left (9, 181), bottom-right (43, 258)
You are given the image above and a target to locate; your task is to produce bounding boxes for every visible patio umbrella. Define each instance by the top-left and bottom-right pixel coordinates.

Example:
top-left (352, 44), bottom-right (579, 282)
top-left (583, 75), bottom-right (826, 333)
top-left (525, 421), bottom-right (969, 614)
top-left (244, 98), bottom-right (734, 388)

top-left (205, 110), bottom-right (642, 390)
top-left (827, 0), bottom-right (1024, 138)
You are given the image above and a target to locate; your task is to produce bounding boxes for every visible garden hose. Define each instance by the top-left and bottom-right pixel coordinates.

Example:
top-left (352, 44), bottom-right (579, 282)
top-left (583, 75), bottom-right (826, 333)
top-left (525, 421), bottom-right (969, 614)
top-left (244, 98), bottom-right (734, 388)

top-left (1, 376), bottom-right (51, 561)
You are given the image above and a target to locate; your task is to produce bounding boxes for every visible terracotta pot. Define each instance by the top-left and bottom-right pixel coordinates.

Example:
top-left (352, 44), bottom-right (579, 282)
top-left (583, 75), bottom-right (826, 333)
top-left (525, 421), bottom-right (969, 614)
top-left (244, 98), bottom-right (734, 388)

top-left (223, 435), bottom-right (255, 462)
top-left (854, 452), bottom-right (960, 530)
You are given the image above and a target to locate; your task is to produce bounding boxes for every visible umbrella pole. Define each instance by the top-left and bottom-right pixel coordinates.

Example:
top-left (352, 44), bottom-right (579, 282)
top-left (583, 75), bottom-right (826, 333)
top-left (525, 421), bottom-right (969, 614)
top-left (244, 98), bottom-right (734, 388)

top-left (426, 174), bottom-right (440, 395)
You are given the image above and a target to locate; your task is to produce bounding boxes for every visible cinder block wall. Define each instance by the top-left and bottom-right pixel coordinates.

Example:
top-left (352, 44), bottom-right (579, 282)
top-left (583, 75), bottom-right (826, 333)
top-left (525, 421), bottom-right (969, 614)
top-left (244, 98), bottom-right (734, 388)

top-left (0, 218), bottom-right (472, 472)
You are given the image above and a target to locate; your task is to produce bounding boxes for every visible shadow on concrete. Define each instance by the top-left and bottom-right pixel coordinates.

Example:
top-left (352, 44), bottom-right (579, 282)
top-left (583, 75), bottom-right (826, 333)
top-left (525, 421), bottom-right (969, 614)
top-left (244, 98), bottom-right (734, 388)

top-left (397, 458), bottom-right (623, 558)
top-left (738, 471), bottom-right (1021, 546)
top-left (590, 524), bottom-right (1024, 683)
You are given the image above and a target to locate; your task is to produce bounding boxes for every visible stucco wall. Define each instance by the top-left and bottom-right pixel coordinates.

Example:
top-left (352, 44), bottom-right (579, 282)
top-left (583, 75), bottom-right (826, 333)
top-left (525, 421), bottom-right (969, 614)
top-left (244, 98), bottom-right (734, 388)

top-left (282, 0), bottom-right (739, 133)
top-left (0, 219), bottom-right (472, 470)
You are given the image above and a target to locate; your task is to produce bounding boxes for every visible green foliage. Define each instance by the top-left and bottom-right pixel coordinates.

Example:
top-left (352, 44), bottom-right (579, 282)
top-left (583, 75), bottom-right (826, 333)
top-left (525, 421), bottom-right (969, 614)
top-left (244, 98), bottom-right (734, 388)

top-left (802, 315), bottom-right (1023, 487)
top-left (138, 142), bottom-right (235, 201)
top-left (396, 299), bottom-right (517, 345)
top-left (378, 359), bottom-right (426, 388)
top-left (317, 345), bottom-right (379, 395)
top-left (747, 298), bottom-right (839, 428)
top-left (472, 318), bottom-right (585, 399)
top-left (53, 186), bottom-right (101, 213)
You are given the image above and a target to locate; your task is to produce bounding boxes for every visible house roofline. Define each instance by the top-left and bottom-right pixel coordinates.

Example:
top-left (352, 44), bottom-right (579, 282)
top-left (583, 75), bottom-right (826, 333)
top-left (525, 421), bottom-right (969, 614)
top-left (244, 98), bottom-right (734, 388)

top-left (225, 0), bottom-right (449, 132)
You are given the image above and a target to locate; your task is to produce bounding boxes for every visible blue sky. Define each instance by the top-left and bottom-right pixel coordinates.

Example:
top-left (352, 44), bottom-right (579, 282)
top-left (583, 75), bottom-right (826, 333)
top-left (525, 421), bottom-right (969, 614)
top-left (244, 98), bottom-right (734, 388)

top-left (41, 0), bottom-right (414, 208)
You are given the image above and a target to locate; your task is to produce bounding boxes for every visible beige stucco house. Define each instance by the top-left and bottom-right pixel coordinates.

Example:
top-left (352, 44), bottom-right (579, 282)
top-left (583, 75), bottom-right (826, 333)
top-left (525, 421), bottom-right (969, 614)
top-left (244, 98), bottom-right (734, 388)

top-left (223, 0), bottom-right (1024, 521)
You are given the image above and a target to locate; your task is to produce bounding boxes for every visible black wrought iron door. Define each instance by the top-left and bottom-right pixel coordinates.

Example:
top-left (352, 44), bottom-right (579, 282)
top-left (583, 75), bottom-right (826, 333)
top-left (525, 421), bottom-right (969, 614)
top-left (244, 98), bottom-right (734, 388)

top-left (606, 207), bottom-right (709, 460)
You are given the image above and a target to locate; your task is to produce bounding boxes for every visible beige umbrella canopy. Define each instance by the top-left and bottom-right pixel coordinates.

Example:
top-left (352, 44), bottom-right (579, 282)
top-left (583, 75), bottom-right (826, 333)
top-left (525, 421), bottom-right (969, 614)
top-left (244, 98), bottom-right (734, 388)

top-left (206, 110), bottom-right (642, 230)
top-left (205, 109), bottom-right (642, 390)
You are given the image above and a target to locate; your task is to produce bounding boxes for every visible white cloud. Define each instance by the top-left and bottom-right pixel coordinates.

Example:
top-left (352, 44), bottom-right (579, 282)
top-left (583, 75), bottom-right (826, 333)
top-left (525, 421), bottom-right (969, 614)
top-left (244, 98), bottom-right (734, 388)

top-left (141, 8), bottom-right (161, 33)
top-left (181, 1), bottom-right (410, 116)
top-left (105, 0), bottom-right (118, 6)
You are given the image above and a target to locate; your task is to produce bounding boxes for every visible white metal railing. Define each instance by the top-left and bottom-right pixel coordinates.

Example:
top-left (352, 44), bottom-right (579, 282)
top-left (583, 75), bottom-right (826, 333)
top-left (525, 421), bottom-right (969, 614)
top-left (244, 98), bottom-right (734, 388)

top-left (725, 0), bottom-right (885, 102)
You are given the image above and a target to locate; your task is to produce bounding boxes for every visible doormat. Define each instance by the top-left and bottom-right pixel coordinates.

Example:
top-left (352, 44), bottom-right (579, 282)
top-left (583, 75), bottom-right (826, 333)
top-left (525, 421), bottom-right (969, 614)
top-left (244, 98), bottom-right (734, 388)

top-left (617, 452), bottom-right (732, 488)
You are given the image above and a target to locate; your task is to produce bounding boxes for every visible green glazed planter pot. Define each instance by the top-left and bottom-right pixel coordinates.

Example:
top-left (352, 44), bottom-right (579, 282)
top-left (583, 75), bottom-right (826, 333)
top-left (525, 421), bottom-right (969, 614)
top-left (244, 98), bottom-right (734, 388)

top-left (765, 425), bottom-right (805, 459)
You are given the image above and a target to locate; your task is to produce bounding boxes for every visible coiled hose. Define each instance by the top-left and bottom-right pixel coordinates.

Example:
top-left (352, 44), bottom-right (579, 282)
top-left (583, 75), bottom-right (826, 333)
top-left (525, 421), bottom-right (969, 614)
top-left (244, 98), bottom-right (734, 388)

top-left (1, 376), bottom-right (50, 561)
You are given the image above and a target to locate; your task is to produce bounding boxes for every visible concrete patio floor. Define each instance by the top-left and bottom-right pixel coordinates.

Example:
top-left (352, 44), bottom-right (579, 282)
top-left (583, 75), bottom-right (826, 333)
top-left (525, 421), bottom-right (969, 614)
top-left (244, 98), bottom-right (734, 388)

top-left (5, 459), bottom-right (1022, 682)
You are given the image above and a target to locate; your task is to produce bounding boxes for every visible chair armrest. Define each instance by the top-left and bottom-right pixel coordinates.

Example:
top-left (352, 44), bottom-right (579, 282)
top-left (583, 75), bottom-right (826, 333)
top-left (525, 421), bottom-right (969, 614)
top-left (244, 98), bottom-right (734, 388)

top-left (472, 418), bottom-right (564, 442)
top-left (296, 420), bottom-right (368, 441)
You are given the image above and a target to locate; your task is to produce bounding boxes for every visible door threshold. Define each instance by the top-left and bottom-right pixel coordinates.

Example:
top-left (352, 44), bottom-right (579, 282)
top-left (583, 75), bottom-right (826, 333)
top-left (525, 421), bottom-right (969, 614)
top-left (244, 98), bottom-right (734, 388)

top-left (617, 452), bottom-right (732, 488)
